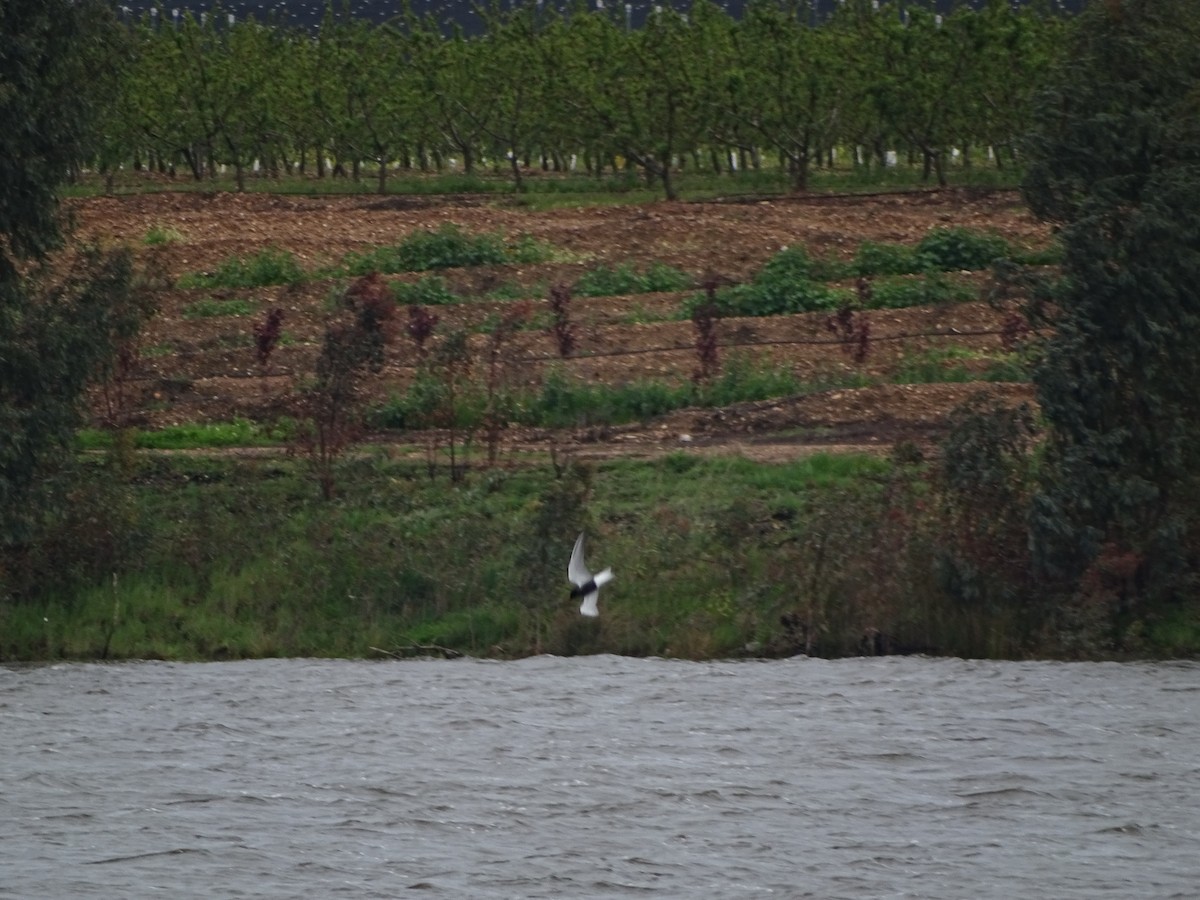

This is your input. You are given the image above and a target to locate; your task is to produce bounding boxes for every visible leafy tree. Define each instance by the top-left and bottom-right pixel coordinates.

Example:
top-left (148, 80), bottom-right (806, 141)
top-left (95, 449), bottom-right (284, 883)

top-left (725, 0), bottom-right (841, 191)
top-left (315, 17), bottom-right (416, 192)
top-left (1, 1), bottom-right (143, 550)
top-left (408, 18), bottom-right (492, 176)
top-left (0, 0), bottom-right (123, 273)
top-left (472, 1), bottom-right (557, 191)
top-left (1022, 0), bottom-right (1200, 608)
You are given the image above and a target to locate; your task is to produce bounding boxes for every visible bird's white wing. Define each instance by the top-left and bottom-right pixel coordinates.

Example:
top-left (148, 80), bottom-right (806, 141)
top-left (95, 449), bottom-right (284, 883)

top-left (579, 591), bottom-right (600, 617)
top-left (568, 531), bottom-right (592, 587)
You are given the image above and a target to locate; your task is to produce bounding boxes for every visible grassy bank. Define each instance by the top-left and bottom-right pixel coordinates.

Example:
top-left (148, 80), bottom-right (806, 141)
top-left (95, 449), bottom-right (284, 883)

top-left (4, 447), bottom-right (1196, 663)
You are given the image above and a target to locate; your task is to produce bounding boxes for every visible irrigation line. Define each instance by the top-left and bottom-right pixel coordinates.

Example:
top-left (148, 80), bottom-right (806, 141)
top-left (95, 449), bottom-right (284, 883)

top-left (513, 326), bottom-right (1012, 365)
top-left (148, 326), bottom-right (1019, 382)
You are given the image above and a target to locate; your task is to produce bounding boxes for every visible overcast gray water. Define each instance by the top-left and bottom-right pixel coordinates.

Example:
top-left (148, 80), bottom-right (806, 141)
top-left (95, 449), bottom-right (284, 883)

top-left (2, 655), bottom-right (1198, 898)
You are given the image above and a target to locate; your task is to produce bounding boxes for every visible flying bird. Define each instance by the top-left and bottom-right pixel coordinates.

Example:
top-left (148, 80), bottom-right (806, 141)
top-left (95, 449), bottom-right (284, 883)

top-left (568, 531), bottom-right (613, 617)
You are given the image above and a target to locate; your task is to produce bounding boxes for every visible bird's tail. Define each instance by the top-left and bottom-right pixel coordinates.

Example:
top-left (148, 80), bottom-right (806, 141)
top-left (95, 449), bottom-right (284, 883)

top-left (593, 568), bottom-right (614, 587)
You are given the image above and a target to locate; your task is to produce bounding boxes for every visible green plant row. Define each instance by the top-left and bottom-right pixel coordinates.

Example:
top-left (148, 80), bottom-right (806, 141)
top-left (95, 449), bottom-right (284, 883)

top-left (171, 224), bottom-right (1051, 313)
top-left (175, 225), bottom-right (558, 290)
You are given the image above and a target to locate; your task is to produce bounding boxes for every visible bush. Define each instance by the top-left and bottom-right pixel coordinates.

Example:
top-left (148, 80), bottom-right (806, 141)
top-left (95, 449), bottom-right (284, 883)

top-left (344, 224), bottom-right (515, 274)
top-left (709, 246), bottom-right (846, 316)
top-left (575, 262), bottom-right (691, 297)
top-left (854, 240), bottom-right (924, 276)
top-left (391, 275), bottom-right (459, 306)
top-left (915, 227), bottom-right (1009, 271)
top-left (177, 247), bottom-right (304, 289)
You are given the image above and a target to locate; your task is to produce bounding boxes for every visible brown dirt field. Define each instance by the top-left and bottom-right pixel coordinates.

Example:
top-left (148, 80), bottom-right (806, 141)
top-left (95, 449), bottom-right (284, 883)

top-left (69, 187), bottom-right (1048, 462)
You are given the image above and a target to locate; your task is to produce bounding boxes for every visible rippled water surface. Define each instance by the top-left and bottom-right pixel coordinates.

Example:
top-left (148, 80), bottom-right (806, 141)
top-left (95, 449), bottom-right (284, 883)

top-left (3, 656), bottom-right (1198, 898)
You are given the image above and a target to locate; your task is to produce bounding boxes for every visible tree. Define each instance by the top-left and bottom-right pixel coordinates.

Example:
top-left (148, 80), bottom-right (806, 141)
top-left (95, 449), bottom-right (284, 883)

top-left (1021, 0), bottom-right (1200, 608)
top-left (0, 0), bottom-right (123, 274)
top-left (1, 0), bottom-right (139, 550)
top-left (724, 0), bottom-right (841, 191)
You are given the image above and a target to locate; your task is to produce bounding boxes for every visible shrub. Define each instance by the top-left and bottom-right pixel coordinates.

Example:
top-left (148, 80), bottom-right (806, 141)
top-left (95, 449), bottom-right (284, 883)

top-left (915, 227), bottom-right (1009, 271)
top-left (177, 247), bottom-right (304, 289)
top-left (854, 240), bottom-right (924, 276)
top-left (391, 275), bottom-right (459, 306)
top-left (344, 224), bottom-right (526, 275)
top-left (575, 261), bottom-right (690, 297)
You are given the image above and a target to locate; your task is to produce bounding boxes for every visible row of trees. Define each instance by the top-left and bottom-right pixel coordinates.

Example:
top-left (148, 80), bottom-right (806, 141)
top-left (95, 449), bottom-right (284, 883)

top-left (96, 0), bottom-right (1071, 197)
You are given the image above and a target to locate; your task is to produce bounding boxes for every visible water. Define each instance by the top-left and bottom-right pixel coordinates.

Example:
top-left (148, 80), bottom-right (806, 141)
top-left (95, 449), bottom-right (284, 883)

top-left (2, 655), bottom-right (1198, 898)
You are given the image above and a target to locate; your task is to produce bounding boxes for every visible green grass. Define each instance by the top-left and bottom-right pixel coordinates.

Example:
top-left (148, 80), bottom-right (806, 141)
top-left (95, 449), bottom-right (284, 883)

top-left (390, 275), bottom-right (460, 305)
top-left (866, 273), bottom-right (979, 309)
top-left (374, 356), bottom-right (830, 432)
top-left (893, 348), bottom-right (1028, 385)
top-left (2, 440), bottom-right (1186, 663)
top-left (143, 224), bottom-right (185, 245)
top-left (78, 418), bottom-right (291, 451)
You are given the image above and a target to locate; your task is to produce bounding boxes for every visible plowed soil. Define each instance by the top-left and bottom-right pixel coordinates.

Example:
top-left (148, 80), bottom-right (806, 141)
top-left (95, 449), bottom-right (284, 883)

top-left (69, 187), bottom-right (1048, 462)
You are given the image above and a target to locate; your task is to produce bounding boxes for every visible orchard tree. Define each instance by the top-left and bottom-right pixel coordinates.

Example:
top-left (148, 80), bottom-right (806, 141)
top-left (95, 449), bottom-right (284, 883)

top-left (315, 17), bottom-right (417, 191)
top-left (1022, 0), bottom-right (1200, 609)
top-left (726, 0), bottom-right (842, 191)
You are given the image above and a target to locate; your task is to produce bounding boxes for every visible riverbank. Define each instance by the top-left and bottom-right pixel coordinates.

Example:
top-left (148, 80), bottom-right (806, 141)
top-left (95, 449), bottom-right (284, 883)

top-left (4, 448), bottom-right (1197, 662)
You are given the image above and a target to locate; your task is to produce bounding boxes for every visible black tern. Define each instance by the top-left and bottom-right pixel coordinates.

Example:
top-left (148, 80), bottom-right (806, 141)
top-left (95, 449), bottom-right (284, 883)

top-left (568, 531), bottom-right (613, 617)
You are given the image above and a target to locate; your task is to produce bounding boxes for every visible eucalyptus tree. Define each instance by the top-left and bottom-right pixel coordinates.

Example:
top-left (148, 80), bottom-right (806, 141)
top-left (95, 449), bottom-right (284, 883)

top-left (1021, 0), bottom-right (1200, 608)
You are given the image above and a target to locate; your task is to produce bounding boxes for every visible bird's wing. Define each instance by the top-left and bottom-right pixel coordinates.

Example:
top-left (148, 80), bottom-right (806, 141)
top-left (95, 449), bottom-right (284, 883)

top-left (568, 531), bottom-right (592, 587)
top-left (579, 591), bottom-right (600, 617)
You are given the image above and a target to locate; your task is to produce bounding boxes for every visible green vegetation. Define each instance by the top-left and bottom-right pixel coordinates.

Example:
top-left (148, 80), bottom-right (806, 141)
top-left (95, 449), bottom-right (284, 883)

top-left (341, 227), bottom-right (554, 278)
top-left (83, 0), bottom-right (1067, 199)
top-left (1, 0), bottom-right (149, 547)
top-left (575, 262), bottom-right (692, 297)
top-left (176, 246), bottom-right (305, 289)
top-left (390, 275), bottom-right (460, 306)
top-left (376, 357), bottom-right (828, 431)
top-left (77, 418), bottom-right (290, 451)
top-left (867, 274), bottom-right (978, 309)
top-left (7, 446), bottom-right (1193, 664)
top-left (1021, 0), bottom-right (1200, 608)
top-left (142, 224), bottom-right (185, 246)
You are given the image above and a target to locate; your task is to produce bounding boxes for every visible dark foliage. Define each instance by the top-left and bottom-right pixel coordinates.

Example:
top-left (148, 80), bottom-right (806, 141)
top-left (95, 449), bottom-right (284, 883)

top-left (298, 273), bottom-right (396, 499)
top-left (548, 282), bottom-right (576, 358)
top-left (1021, 0), bottom-right (1200, 607)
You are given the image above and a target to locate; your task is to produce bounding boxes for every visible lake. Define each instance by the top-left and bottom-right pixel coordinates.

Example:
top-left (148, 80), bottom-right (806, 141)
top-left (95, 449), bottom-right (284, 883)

top-left (2, 655), bottom-right (1197, 897)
